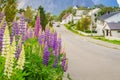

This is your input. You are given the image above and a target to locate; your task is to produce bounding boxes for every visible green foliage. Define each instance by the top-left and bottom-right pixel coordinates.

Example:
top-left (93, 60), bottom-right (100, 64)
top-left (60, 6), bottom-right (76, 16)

top-left (0, 0), bottom-right (7, 11)
top-left (76, 16), bottom-right (91, 31)
top-left (38, 6), bottom-right (48, 30)
top-left (24, 6), bottom-right (34, 21)
top-left (0, 56), bottom-right (5, 79)
top-left (0, 55), bottom-right (25, 80)
top-left (18, 9), bottom-right (25, 14)
top-left (93, 37), bottom-right (120, 45)
top-left (97, 6), bottom-right (119, 17)
top-left (76, 21), bottom-right (81, 30)
top-left (24, 38), bottom-right (64, 80)
top-left (67, 74), bottom-right (72, 80)
top-left (24, 6), bottom-right (35, 27)
top-left (58, 6), bottom-right (73, 21)
top-left (4, 0), bottom-right (17, 23)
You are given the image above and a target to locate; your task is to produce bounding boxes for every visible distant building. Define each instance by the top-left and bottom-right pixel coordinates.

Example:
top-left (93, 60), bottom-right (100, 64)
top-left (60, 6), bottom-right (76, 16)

top-left (61, 13), bottom-right (73, 24)
top-left (73, 16), bottom-right (81, 24)
top-left (88, 8), bottom-right (101, 16)
top-left (105, 13), bottom-right (120, 23)
top-left (103, 22), bottom-right (120, 40)
top-left (76, 10), bottom-right (87, 16)
top-left (73, 10), bottom-right (87, 24)
top-left (96, 12), bottom-right (120, 40)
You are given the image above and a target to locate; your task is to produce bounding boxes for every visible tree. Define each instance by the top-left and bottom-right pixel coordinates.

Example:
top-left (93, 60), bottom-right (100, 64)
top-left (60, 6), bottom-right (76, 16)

top-left (38, 6), bottom-right (48, 30)
top-left (97, 7), bottom-right (114, 17)
top-left (80, 16), bottom-right (91, 31)
top-left (58, 10), bottom-right (66, 21)
top-left (24, 6), bottom-right (34, 21)
top-left (18, 9), bottom-right (25, 14)
top-left (0, 0), bottom-right (7, 11)
top-left (4, 0), bottom-right (17, 23)
top-left (76, 21), bottom-right (81, 30)
top-left (58, 7), bottom-right (73, 21)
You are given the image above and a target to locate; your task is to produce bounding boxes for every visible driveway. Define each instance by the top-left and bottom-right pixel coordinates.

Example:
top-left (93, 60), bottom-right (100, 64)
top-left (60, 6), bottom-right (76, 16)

top-left (53, 23), bottom-right (120, 80)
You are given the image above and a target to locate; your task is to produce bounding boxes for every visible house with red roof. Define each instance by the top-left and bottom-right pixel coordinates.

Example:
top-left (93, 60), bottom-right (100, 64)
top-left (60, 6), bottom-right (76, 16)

top-left (61, 13), bottom-right (73, 24)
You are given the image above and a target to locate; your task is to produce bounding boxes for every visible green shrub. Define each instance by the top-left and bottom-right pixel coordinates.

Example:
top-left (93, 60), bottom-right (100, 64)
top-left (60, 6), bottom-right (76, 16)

top-left (24, 38), bottom-right (64, 80)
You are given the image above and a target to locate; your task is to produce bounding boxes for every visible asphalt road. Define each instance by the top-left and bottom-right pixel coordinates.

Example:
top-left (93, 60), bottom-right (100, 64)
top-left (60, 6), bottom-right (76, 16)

top-left (53, 23), bottom-right (120, 80)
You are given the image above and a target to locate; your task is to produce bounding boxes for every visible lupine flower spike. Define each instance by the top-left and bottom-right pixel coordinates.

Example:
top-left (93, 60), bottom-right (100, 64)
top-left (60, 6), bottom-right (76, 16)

top-left (1, 26), bottom-right (10, 57)
top-left (34, 11), bottom-right (42, 37)
top-left (16, 45), bottom-right (25, 70)
top-left (43, 42), bottom-right (50, 66)
top-left (4, 37), bottom-right (16, 78)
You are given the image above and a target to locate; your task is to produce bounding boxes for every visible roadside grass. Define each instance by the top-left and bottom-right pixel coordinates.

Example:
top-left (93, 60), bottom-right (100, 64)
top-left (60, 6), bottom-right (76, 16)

top-left (93, 37), bottom-right (120, 45)
top-left (64, 24), bottom-right (84, 36)
top-left (64, 24), bottom-right (120, 45)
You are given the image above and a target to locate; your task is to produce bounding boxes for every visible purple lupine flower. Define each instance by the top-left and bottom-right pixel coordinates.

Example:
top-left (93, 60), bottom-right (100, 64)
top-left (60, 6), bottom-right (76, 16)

top-left (53, 53), bottom-right (59, 68)
top-left (11, 20), bottom-right (19, 42)
top-left (0, 28), bottom-right (2, 51)
top-left (53, 31), bottom-right (57, 50)
top-left (16, 38), bottom-right (22, 59)
top-left (19, 13), bottom-right (26, 43)
top-left (57, 37), bottom-right (62, 54)
top-left (15, 22), bottom-right (19, 36)
top-left (16, 45), bottom-right (22, 59)
top-left (43, 42), bottom-right (50, 66)
top-left (19, 13), bottom-right (26, 35)
top-left (38, 31), bottom-right (45, 46)
top-left (49, 32), bottom-right (54, 48)
top-left (53, 57), bottom-right (58, 68)
top-left (52, 31), bottom-right (58, 55)
top-left (61, 56), bottom-right (68, 72)
top-left (45, 27), bottom-right (50, 47)
top-left (34, 13), bottom-right (42, 37)
top-left (28, 28), bottom-right (33, 38)
top-left (0, 21), bottom-right (6, 52)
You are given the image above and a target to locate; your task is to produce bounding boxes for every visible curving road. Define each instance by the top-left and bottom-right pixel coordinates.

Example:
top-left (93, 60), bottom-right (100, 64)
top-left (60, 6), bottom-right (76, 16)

top-left (54, 23), bottom-right (120, 80)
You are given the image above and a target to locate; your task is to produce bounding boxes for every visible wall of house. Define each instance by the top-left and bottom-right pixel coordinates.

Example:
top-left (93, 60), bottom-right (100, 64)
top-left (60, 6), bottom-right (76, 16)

top-left (73, 16), bottom-right (81, 24)
top-left (96, 20), bottom-right (104, 35)
top-left (105, 30), bottom-right (120, 40)
top-left (111, 30), bottom-right (120, 38)
top-left (61, 14), bottom-right (73, 24)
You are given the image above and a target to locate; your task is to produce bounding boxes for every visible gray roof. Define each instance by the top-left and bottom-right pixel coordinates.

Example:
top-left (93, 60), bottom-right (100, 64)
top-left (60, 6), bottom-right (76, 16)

top-left (98, 12), bottom-right (120, 21)
top-left (107, 22), bottom-right (120, 30)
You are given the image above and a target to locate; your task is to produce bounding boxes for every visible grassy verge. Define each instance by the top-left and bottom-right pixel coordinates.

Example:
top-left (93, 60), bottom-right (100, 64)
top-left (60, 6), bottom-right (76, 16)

top-left (64, 24), bottom-right (120, 45)
top-left (93, 37), bottom-right (120, 45)
top-left (64, 24), bottom-right (84, 36)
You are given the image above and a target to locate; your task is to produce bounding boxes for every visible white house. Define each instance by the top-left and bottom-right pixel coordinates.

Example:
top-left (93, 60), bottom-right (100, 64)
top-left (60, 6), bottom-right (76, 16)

top-left (88, 8), bottom-right (101, 16)
top-left (103, 22), bottom-right (120, 40)
top-left (61, 13), bottom-right (73, 24)
top-left (76, 10), bottom-right (87, 16)
top-left (73, 16), bottom-right (81, 24)
top-left (96, 12), bottom-right (120, 36)
top-left (72, 10), bottom-right (87, 24)
top-left (105, 12), bottom-right (120, 23)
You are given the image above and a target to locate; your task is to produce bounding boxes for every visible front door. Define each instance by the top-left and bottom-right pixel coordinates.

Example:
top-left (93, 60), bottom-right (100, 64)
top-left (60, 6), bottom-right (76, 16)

top-left (106, 30), bottom-right (108, 36)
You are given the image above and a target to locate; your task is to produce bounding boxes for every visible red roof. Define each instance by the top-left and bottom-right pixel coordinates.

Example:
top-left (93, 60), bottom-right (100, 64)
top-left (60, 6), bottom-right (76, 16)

top-left (62, 13), bottom-right (71, 20)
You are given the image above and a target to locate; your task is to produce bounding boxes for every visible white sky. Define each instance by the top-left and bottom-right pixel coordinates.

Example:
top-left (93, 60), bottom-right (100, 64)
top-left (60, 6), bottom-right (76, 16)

top-left (17, 0), bottom-right (29, 9)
